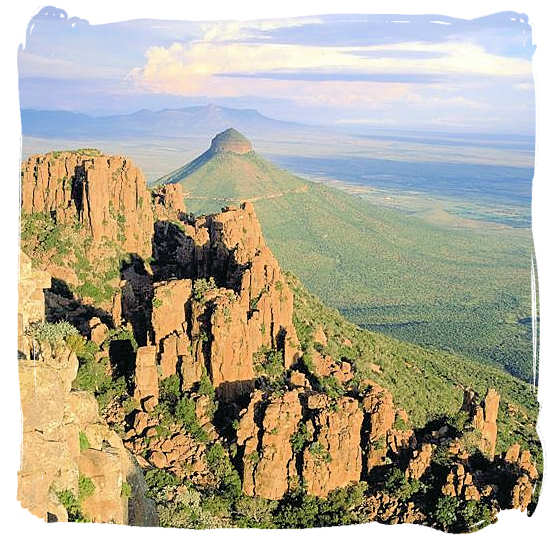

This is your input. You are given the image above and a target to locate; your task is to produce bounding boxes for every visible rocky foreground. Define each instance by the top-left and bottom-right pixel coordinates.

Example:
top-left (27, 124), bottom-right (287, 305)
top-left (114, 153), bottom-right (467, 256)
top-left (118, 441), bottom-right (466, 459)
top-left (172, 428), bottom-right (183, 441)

top-left (18, 150), bottom-right (540, 530)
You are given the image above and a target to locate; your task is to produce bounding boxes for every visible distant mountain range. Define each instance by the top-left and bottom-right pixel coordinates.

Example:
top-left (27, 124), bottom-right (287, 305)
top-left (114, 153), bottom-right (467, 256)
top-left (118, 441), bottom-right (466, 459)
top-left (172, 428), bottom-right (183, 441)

top-left (21, 105), bottom-right (313, 140)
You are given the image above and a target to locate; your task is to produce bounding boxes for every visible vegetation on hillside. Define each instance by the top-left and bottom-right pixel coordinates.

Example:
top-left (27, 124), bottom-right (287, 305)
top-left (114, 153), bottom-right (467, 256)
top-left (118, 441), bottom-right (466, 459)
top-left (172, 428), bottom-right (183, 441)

top-left (288, 273), bottom-right (541, 467)
top-left (21, 211), bottom-right (128, 305)
top-left (167, 151), bottom-right (534, 383)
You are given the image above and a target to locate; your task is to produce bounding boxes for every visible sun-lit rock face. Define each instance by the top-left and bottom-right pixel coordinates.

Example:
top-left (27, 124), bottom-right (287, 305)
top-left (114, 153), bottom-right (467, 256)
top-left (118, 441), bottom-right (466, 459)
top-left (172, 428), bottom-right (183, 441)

top-left (461, 387), bottom-right (500, 460)
top-left (21, 150), bottom-right (154, 260)
top-left (209, 128), bottom-right (253, 155)
top-left (19, 145), bottom-right (541, 529)
top-left (147, 201), bottom-right (301, 401)
top-left (17, 253), bottom-right (158, 525)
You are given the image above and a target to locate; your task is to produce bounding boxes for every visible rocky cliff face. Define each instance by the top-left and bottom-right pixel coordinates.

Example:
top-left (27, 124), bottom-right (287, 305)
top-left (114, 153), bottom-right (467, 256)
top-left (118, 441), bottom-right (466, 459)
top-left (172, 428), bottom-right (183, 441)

top-left (22, 150), bottom-right (154, 260)
top-left (462, 388), bottom-right (500, 460)
top-left (151, 184), bottom-right (186, 222)
top-left (209, 128), bottom-right (253, 155)
top-left (237, 390), bottom-right (302, 499)
top-left (133, 201), bottom-right (300, 402)
top-left (19, 149), bottom-right (541, 530)
top-left (17, 253), bottom-right (157, 525)
top-left (18, 251), bottom-right (50, 358)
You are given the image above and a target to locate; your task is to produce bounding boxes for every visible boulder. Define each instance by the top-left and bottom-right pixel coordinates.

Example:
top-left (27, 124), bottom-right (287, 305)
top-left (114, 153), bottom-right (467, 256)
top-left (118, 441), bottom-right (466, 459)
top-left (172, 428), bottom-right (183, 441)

top-left (134, 346), bottom-right (159, 410)
top-left (89, 317), bottom-right (109, 345)
top-left (405, 443), bottom-right (433, 480)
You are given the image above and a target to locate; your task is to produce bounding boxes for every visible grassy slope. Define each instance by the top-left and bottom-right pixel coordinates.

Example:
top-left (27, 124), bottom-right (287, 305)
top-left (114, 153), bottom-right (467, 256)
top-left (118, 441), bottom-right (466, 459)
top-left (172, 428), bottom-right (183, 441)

top-left (289, 273), bottom-right (541, 467)
top-left (161, 151), bottom-right (534, 382)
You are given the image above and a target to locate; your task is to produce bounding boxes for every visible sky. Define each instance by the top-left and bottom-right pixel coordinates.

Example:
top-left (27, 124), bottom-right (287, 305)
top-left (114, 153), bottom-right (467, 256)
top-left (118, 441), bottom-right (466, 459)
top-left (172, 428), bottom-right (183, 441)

top-left (18, 6), bottom-right (536, 134)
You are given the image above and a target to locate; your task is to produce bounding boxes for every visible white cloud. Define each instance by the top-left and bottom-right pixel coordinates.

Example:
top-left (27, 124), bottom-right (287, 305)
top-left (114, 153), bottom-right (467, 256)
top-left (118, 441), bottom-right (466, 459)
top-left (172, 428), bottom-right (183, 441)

top-left (197, 17), bottom-right (323, 42)
top-left (127, 32), bottom-right (532, 112)
top-left (129, 38), bottom-right (532, 94)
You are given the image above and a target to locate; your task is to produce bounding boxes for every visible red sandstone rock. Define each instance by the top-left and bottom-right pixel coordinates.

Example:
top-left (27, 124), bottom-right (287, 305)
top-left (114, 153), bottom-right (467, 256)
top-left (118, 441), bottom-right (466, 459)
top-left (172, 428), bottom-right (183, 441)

top-left (512, 474), bottom-right (533, 511)
top-left (441, 464), bottom-right (480, 501)
top-left (238, 391), bottom-right (302, 500)
top-left (152, 279), bottom-right (192, 342)
top-left (134, 346), bottom-right (159, 410)
top-left (313, 326), bottom-right (328, 347)
top-left (151, 184), bottom-right (186, 222)
top-left (303, 396), bottom-right (363, 497)
top-left (309, 350), bottom-right (353, 383)
top-left (152, 202), bottom-right (301, 400)
top-left (89, 317), bottom-right (109, 345)
top-left (462, 387), bottom-right (500, 460)
top-left (405, 443), bottom-right (433, 480)
top-left (21, 151), bottom-right (153, 261)
top-left (363, 382), bottom-right (395, 440)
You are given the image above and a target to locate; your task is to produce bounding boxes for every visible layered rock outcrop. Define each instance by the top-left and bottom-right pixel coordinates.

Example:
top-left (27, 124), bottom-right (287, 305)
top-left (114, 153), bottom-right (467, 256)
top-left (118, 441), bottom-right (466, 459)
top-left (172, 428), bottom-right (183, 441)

top-left (17, 254), bottom-right (157, 525)
top-left (209, 128), bottom-right (253, 155)
top-left (137, 202), bottom-right (300, 402)
top-left (462, 388), bottom-right (500, 460)
top-left (151, 184), bottom-right (186, 222)
top-left (302, 396), bottom-right (363, 497)
top-left (362, 382), bottom-right (398, 471)
top-left (504, 443), bottom-right (539, 511)
top-left (236, 390), bottom-right (365, 500)
top-left (21, 151), bottom-right (154, 260)
top-left (18, 251), bottom-right (51, 358)
top-left (237, 390), bottom-right (302, 499)
top-left (441, 464), bottom-right (481, 501)
top-left (134, 346), bottom-right (159, 412)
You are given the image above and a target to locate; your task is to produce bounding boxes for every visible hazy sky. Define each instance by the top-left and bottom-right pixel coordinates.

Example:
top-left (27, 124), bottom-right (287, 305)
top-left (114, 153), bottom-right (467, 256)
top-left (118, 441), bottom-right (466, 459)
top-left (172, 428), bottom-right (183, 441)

top-left (18, 7), bottom-right (535, 134)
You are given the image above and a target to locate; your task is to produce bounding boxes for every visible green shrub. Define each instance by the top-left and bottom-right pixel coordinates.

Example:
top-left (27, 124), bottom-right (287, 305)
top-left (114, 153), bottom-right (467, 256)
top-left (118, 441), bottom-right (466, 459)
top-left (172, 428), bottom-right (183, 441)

top-left (25, 320), bottom-right (79, 347)
top-left (121, 482), bottom-right (132, 498)
top-left (433, 495), bottom-right (460, 530)
top-left (450, 410), bottom-right (470, 432)
top-left (393, 415), bottom-right (409, 431)
top-left (383, 468), bottom-right (421, 500)
top-left (103, 326), bottom-right (137, 351)
top-left (79, 431), bottom-right (90, 451)
top-left (290, 423), bottom-right (312, 453)
top-left (159, 374), bottom-right (181, 403)
top-left (73, 354), bottom-right (128, 412)
top-left (206, 442), bottom-right (241, 498)
top-left (76, 281), bottom-right (115, 304)
top-left (234, 496), bottom-right (276, 528)
top-left (273, 490), bottom-right (320, 528)
top-left (122, 396), bottom-right (140, 414)
top-left (308, 442), bottom-right (331, 463)
top-left (253, 347), bottom-right (285, 384)
top-left (174, 397), bottom-right (208, 443)
top-left (144, 468), bottom-right (181, 498)
top-left (197, 368), bottom-right (215, 399)
top-left (460, 500), bottom-right (491, 531)
top-left (192, 277), bottom-right (217, 302)
top-left (78, 474), bottom-right (95, 500)
top-left (317, 483), bottom-right (368, 526)
top-left (57, 490), bottom-right (89, 522)
top-left (317, 376), bottom-right (345, 398)
top-left (20, 212), bottom-right (71, 260)
top-left (73, 339), bottom-right (98, 361)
